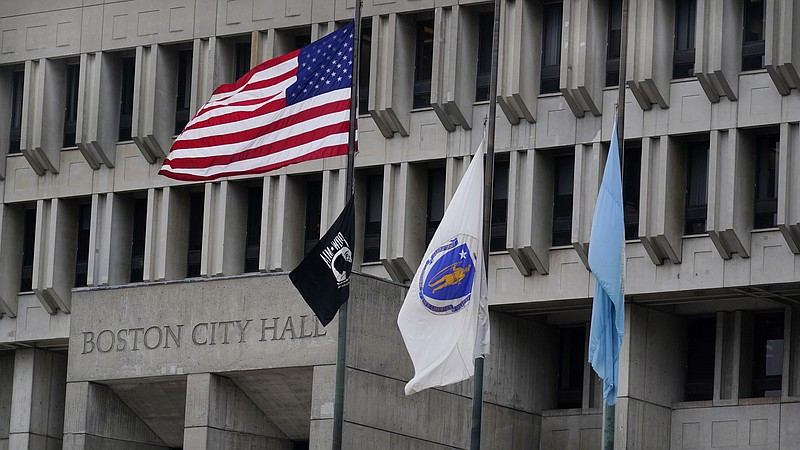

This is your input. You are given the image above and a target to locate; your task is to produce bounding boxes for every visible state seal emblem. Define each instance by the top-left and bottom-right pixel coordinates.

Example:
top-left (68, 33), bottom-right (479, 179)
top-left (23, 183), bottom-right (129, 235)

top-left (418, 237), bottom-right (478, 315)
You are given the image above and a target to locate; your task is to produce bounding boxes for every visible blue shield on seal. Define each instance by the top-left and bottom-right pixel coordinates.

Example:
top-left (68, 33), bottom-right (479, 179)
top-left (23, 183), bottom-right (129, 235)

top-left (419, 241), bottom-right (475, 314)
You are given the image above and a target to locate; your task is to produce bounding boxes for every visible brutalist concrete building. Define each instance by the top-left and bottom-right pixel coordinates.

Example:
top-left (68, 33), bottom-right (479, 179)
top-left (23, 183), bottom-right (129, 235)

top-left (1, 0), bottom-right (800, 449)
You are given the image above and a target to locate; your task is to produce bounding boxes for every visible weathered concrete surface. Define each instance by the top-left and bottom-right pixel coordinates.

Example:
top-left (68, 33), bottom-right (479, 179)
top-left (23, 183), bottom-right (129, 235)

top-left (0, 352), bottom-right (12, 450)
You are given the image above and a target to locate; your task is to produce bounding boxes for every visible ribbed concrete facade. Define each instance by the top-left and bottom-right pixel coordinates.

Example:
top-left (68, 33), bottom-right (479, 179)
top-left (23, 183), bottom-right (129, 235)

top-left (1, 0), bottom-right (800, 449)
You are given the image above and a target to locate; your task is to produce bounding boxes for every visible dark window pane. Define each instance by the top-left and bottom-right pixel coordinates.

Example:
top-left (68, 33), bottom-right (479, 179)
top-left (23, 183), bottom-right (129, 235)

top-left (187, 192), bottom-right (204, 278)
top-left (552, 154), bottom-right (574, 246)
top-left (540, 1), bottom-right (563, 94)
top-left (9, 69), bottom-right (24, 154)
top-left (20, 208), bottom-right (36, 292)
top-left (475, 11), bottom-right (493, 102)
top-left (63, 63), bottom-right (80, 148)
top-left (673, 0), bottom-right (696, 79)
top-left (244, 186), bottom-right (263, 273)
top-left (752, 312), bottom-right (784, 398)
top-left (295, 33), bottom-right (311, 50)
top-left (623, 145), bottom-right (641, 239)
top-left (413, 19), bottom-right (435, 109)
top-left (119, 56), bottom-right (135, 142)
top-left (426, 167), bottom-right (446, 246)
top-left (74, 203), bottom-right (91, 287)
top-left (235, 41), bottom-right (252, 80)
top-left (557, 326), bottom-right (586, 409)
top-left (304, 180), bottom-right (322, 257)
top-left (606, 0), bottom-right (622, 86)
top-left (685, 141), bottom-right (709, 235)
top-left (754, 134), bottom-right (779, 229)
top-left (685, 317), bottom-right (716, 401)
top-left (742, 0), bottom-right (765, 71)
top-left (364, 174), bottom-right (383, 263)
top-left (130, 198), bottom-right (147, 283)
top-left (175, 49), bottom-right (193, 135)
top-left (490, 160), bottom-right (509, 252)
top-left (359, 21), bottom-right (372, 115)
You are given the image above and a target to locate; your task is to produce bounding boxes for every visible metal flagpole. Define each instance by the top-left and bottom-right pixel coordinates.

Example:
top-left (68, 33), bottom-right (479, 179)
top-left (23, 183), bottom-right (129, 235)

top-left (471, 0), bottom-right (500, 448)
top-left (603, 0), bottom-right (628, 448)
top-left (332, 2), bottom-right (361, 449)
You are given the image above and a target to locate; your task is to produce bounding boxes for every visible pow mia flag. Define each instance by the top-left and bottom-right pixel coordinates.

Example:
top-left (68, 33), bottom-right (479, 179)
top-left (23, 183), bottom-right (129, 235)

top-left (290, 197), bottom-right (355, 327)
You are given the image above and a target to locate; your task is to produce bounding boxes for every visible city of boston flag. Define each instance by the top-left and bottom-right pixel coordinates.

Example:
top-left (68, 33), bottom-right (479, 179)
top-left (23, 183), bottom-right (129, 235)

top-left (398, 140), bottom-right (490, 395)
top-left (290, 197), bottom-right (355, 327)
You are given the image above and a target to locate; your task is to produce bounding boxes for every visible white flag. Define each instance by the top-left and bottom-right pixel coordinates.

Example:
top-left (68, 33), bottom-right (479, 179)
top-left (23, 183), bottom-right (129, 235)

top-left (397, 140), bottom-right (490, 395)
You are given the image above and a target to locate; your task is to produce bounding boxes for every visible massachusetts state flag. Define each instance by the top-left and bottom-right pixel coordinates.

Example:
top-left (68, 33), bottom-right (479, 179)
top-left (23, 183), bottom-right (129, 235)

top-left (397, 140), bottom-right (490, 395)
top-left (159, 22), bottom-right (356, 181)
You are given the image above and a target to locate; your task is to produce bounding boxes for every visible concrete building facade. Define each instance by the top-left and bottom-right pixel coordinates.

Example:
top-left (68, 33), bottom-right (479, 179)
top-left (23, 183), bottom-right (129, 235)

top-left (1, 0), bottom-right (800, 448)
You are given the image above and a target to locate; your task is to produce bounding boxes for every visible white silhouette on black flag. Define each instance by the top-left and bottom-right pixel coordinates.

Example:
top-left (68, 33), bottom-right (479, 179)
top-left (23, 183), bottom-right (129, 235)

top-left (290, 197), bottom-right (355, 326)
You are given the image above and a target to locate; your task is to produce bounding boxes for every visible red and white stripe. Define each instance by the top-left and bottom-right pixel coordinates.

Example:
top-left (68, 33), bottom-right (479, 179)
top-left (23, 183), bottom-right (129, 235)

top-left (159, 50), bottom-right (352, 181)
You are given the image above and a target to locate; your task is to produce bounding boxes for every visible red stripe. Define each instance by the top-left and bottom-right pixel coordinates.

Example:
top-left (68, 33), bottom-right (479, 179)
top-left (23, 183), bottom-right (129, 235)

top-left (171, 99), bottom-right (350, 150)
top-left (195, 68), bottom-right (297, 117)
top-left (212, 50), bottom-right (299, 95)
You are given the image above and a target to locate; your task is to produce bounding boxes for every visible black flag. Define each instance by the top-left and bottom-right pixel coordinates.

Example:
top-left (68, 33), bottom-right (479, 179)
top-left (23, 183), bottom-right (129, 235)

top-left (290, 196), bottom-right (355, 326)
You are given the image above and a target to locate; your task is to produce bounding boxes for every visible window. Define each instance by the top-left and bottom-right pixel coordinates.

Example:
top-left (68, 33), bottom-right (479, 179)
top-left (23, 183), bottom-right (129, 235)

top-left (673, 0), bottom-right (696, 79)
top-left (426, 167), bottom-right (445, 246)
top-left (20, 207), bottom-right (36, 292)
top-left (754, 134), bottom-right (779, 229)
top-left (606, 0), bottom-right (622, 87)
top-left (540, 1), bottom-right (563, 94)
top-left (9, 68), bottom-right (24, 154)
top-left (304, 180), bottom-right (322, 257)
top-left (364, 174), bottom-right (383, 263)
top-left (742, 0), bottom-right (765, 71)
top-left (118, 56), bottom-right (135, 142)
top-left (684, 317), bottom-right (716, 401)
top-left (74, 203), bottom-right (91, 287)
top-left (234, 41), bottom-right (252, 81)
top-left (751, 312), bottom-right (784, 398)
top-left (187, 192), bottom-right (204, 278)
top-left (130, 198), bottom-right (147, 283)
top-left (552, 154), bottom-right (574, 246)
top-left (63, 63), bottom-right (80, 148)
top-left (294, 32), bottom-right (311, 50)
top-left (490, 160), bottom-right (509, 252)
top-left (175, 49), bottom-right (193, 135)
top-left (684, 141), bottom-right (708, 235)
top-left (475, 11), bottom-right (493, 102)
top-left (413, 18), bottom-right (435, 109)
top-left (623, 144), bottom-right (641, 240)
top-left (557, 326), bottom-right (586, 409)
top-left (244, 186), bottom-right (262, 273)
top-left (359, 20), bottom-right (372, 115)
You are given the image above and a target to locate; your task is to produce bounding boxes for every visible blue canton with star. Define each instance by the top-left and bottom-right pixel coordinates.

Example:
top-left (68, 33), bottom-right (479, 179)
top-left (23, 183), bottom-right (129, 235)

top-left (286, 22), bottom-right (354, 106)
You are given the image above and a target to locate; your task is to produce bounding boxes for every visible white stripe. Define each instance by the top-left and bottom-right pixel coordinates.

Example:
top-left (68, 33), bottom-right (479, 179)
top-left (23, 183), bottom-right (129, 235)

top-left (206, 57), bottom-right (298, 104)
top-left (193, 76), bottom-right (296, 124)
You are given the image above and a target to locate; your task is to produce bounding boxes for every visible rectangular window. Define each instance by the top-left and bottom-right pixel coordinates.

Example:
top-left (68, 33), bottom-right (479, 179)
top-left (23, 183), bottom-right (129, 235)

top-left (118, 56), bottom-right (135, 142)
top-left (364, 174), bottom-right (383, 263)
top-left (751, 312), bottom-right (784, 398)
top-left (490, 160), bottom-right (509, 252)
top-left (244, 186), bottom-right (262, 273)
top-left (359, 20), bottom-right (372, 115)
top-left (552, 154), bottom-right (574, 246)
top-left (623, 144), bottom-right (641, 240)
top-left (294, 33), bottom-right (311, 50)
top-left (742, 0), bottom-right (766, 71)
top-left (74, 202), bottom-right (91, 287)
top-left (304, 180), bottom-right (322, 257)
top-left (685, 141), bottom-right (709, 235)
top-left (235, 41), bottom-right (252, 81)
top-left (63, 63), bottom-right (80, 148)
top-left (426, 167), bottom-right (446, 246)
top-left (673, 0), bottom-right (696, 79)
top-left (685, 316), bottom-right (716, 401)
top-left (557, 326), bottom-right (586, 409)
top-left (475, 11), bottom-right (493, 102)
top-left (413, 19), bottom-right (435, 109)
top-left (606, 0), bottom-right (622, 87)
top-left (754, 134), bottom-right (779, 229)
top-left (175, 49), bottom-right (193, 135)
top-left (20, 207), bottom-right (36, 292)
top-left (130, 198), bottom-right (147, 283)
top-left (187, 192), bottom-right (204, 278)
top-left (540, 1), bottom-right (563, 94)
top-left (9, 69), bottom-right (24, 154)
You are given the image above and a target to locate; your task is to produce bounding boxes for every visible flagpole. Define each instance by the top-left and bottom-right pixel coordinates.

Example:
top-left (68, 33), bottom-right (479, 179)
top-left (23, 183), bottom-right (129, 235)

top-left (603, 0), bottom-right (628, 448)
top-left (332, 3), bottom-right (361, 450)
top-left (470, 0), bottom-right (500, 448)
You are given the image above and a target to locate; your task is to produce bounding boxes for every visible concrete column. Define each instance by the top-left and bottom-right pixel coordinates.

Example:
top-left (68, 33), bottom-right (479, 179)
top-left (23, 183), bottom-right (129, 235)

top-left (20, 58), bottom-right (65, 175)
top-left (309, 365), bottom-right (334, 450)
top-left (75, 52), bottom-right (120, 169)
top-left (131, 44), bottom-right (177, 163)
top-left (379, 162), bottom-right (425, 283)
top-left (765, 0), bottom-right (800, 94)
top-left (183, 373), bottom-right (292, 450)
top-left (561, 0), bottom-right (605, 118)
top-left (32, 198), bottom-right (78, 314)
top-left (572, 142), bottom-right (604, 268)
top-left (368, 14), bottom-right (414, 138)
top-left (0, 352), bottom-right (14, 450)
top-left (777, 122), bottom-right (800, 253)
top-left (625, 0), bottom-right (674, 110)
top-left (507, 148), bottom-right (553, 276)
top-left (261, 174), bottom-right (304, 272)
top-left (695, 0), bottom-right (742, 102)
top-left (0, 204), bottom-right (23, 317)
top-left (497, 0), bottom-right (540, 124)
top-left (320, 169), bottom-right (347, 234)
top-left (143, 187), bottom-right (190, 281)
top-left (8, 349), bottom-right (66, 450)
top-left (202, 181), bottom-right (247, 277)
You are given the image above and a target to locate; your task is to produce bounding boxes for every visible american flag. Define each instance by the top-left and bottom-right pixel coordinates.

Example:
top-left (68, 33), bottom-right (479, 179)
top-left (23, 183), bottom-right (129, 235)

top-left (159, 22), bottom-right (355, 181)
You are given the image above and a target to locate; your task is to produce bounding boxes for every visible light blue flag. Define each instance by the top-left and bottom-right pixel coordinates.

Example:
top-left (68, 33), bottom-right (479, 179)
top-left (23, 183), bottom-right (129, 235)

top-left (588, 116), bottom-right (626, 405)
